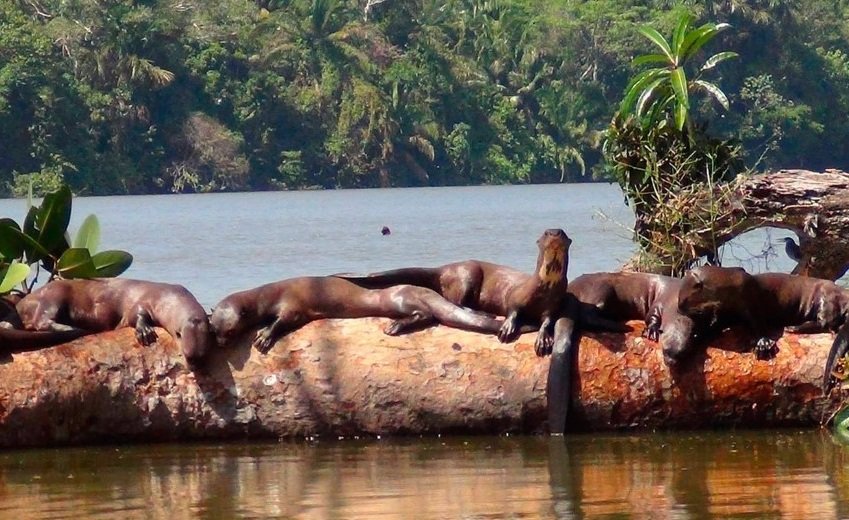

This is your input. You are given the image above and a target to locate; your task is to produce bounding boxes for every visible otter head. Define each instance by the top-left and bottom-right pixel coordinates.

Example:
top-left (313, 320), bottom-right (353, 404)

top-left (177, 316), bottom-right (213, 366)
top-left (210, 297), bottom-right (257, 346)
top-left (660, 314), bottom-right (699, 367)
top-left (678, 266), bottom-right (749, 322)
top-left (535, 228), bottom-right (572, 287)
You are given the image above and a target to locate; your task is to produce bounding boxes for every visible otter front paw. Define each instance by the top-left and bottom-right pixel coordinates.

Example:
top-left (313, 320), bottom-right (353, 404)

top-left (498, 319), bottom-right (519, 343)
top-left (642, 315), bottom-right (661, 342)
top-left (384, 320), bottom-right (405, 336)
top-left (534, 331), bottom-right (553, 357)
top-left (253, 327), bottom-right (276, 354)
top-left (135, 324), bottom-right (158, 346)
top-left (754, 337), bottom-right (779, 360)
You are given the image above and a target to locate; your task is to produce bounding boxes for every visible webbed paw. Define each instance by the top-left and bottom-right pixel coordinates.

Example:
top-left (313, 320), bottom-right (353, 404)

top-left (642, 315), bottom-right (661, 342)
top-left (754, 337), bottom-right (779, 360)
top-left (498, 320), bottom-right (519, 343)
top-left (253, 327), bottom-right (276, 354)
top-left (136, 324), bottom-right (158, 346)
top-left (534, 331), bottom-right (553, 357)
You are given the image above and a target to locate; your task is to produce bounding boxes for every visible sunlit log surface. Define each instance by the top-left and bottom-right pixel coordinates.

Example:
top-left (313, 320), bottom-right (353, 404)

top-left (0, 319), bottom-right (842, 448)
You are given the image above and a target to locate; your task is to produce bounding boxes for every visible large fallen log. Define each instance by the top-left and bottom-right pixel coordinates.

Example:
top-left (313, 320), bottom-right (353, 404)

top-left (0, 319), bottom-right (843, 448)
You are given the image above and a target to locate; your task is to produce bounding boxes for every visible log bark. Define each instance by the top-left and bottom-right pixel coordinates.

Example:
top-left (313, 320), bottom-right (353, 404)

top-left (0, 319), bottom-right (842, 448)
top-left (636, 169), bottom-right (849, 279)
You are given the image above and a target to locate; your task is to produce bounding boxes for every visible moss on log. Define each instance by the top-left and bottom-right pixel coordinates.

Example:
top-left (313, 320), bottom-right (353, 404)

top-left (0, 319), bottom-right (842, 448)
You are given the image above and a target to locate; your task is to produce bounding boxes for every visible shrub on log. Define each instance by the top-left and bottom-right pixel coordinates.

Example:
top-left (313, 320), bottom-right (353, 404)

top-left (0, 319), bottom-right (842, 448)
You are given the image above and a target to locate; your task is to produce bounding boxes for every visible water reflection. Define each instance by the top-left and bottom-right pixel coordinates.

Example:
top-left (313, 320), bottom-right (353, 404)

top-left (0, 431), bottom-right (846, 519)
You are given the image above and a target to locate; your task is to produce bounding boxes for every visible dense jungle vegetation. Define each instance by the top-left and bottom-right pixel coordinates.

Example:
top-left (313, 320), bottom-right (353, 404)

top-left (0, 0), bottom-right (847, 195)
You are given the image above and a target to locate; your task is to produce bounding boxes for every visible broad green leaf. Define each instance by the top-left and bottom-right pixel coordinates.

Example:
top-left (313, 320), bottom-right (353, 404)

top-left (632, 54), bottom-right (670, 67)
top-left (2, 223), bottom-right (50, 264)
top-left (56, 247), bottom-right (98, 279)
top-left (0, 262), bottom-right (30, 294)
top-left (693, 80), bottom-right (730, 110)
top-left (73, 214), bottom-right (101, 253)
top-left (92, 250), bottom-right (133, 278)
top-left (637, 26), bottom-right (673, 62)
top-left (670, 68), bottom-right (689, 129)
top-left (832, 403), bottom-right (849, 445)
top-left (635, 77), bottom-right (668, 118)
top-left (678, 25), bottom-right (717, 59)
top-left (33, 185), bottom-right (72, 253)
top-left (671, 13), bottom-right (694, 58)
top-left (620, 69), bottom-right (668, 115)
top-left (0, 218), bottom-right (24, 260)
top-left (700, 51), bottom-right (738, 72)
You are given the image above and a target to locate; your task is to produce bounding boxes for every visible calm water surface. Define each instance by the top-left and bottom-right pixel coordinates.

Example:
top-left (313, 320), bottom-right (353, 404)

top-left (0, 184), bottom-right (811, 518)
top-left (1, 432), bottom-right (847, 519)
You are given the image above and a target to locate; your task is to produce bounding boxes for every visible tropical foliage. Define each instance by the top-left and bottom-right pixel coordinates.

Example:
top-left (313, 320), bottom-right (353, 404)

top-left (1, 0), bottom-right (849, 195)
top-left (604, 12), bottom-right (741, 273)
top-left (0, 185), bottom-right (133, 294)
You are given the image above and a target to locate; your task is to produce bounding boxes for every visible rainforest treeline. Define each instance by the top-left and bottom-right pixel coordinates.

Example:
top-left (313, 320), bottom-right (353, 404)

top-left (0, 0), bottom-right (846, 195)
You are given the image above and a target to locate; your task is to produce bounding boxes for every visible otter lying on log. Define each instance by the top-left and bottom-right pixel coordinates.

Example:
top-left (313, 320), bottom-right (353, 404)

top-left (676, 266), bottom-right (849, 392)
top-left (15, 278), bottom-right (212, 365)
top-left (0, 319), bottom-right (840, 448)
top-left (336, 228), bottom-right (574, 355)
top-left (209, 277), bottom-right (511, 353)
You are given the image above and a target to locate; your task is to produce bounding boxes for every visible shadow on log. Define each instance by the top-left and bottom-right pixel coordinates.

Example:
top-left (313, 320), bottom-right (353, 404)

top-left (0, 319), bottom-right (842, 448)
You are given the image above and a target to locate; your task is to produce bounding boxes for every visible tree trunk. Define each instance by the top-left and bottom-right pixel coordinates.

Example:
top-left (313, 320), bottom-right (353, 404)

top-left (635, 169), bottom-right (849, 279)
top-left (0, 319), bottom-right (841, 448)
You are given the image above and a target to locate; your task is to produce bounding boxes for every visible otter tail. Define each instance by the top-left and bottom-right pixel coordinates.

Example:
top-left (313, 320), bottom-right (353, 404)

top-left (824, 322), bottom-right (849, 393)
top-left (332, 267), bottom-right (441, 290)
top-left (0, 328), bottom-right (92, 353)
top-left (547, 305), bottom-right (579, 435)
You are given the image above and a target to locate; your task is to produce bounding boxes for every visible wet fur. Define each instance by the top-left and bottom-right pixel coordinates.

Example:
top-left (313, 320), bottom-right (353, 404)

top-left (677, 266), bottom-right (849, 392)
top-left (209, 276), bottom-right (505, 353)
top-left (16, 278), bottom-right (212, 363)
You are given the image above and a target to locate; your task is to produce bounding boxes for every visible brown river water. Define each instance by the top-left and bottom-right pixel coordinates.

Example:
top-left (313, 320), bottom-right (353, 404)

top-left (0, 184), bottom-right (829, 519)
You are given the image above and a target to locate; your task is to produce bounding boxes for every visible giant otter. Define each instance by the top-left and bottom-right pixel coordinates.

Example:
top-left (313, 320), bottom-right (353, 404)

top-left (676, 266), bottom-right (849, 391)
top-left (16, 278), bottom-right (213, 364)
top-left (567, 272), bottom-right (703, 366)
top-left (337, 228), bottom-right (572, 355)
top-left (209, 277), bottom-right (510, 353)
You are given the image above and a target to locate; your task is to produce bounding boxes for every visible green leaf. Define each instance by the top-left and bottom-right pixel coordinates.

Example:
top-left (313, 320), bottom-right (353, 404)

top-left (637, 26), bottom-right (673, 62)
top-left (678, 24), bottom-right (717, 60)
top-left (2, 222), bottom-right (50, 264)
top-left (620, 68), bottom-right (668, 115)
top-left (56, 248), bottom-right (98, 279)
top-left (671, 13), bottom-right (694, 58)
top-left (33, 185), bottom-right (72, 253)
top-left (0, 218), bottom-right (24, 260)
top-left (0, 262), bottom-right (30, 294)
top-left (635, 77), bottom-right (668, 119)
top-left (700, 51), bottom-right (738, 72)
top-left (632, 54), bottom-right (671, 67)
top-left (693, 80), bottom-right (730, 110)
top-left (92, 250), bottom-right (133, 277)
top-left (670, 68), bottom-right (689, 130)
top-left (73, 214), bottom-right (101, 253)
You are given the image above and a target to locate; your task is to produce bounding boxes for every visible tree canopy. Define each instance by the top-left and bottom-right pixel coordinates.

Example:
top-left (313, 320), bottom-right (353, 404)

top-left (2, 0), bottom-right (849, 195)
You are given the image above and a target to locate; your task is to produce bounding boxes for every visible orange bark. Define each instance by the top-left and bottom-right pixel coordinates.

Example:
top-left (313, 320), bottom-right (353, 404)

top-left (0, 319), bottom-right (841, 447)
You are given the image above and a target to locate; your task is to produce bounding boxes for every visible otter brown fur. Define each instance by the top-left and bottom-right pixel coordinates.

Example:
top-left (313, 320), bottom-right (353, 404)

top-left (209, 276), bottom-right (508, 353)
top-left (677, 266), bottom-right (849, 391)
top-left (336, 228), bottom-right (572, 355)
top-left (16, 278), bottom-right (212, 364)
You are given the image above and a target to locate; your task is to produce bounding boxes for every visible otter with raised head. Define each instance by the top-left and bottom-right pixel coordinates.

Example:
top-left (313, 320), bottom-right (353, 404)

top-left (16, 278), bottom-right (212, 364)
top-left (337, 228), bottom-right (573, 355)
top-left (209, 277), bottom-right (509, 353)
top-left (676, 265), bottom-right (849, 392)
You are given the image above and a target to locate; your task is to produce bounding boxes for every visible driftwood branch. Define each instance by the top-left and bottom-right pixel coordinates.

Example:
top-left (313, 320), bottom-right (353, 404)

top-left (0, 319), bottom-right (841, 448)
top-left (638, 169), bottom-right (849, 279)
